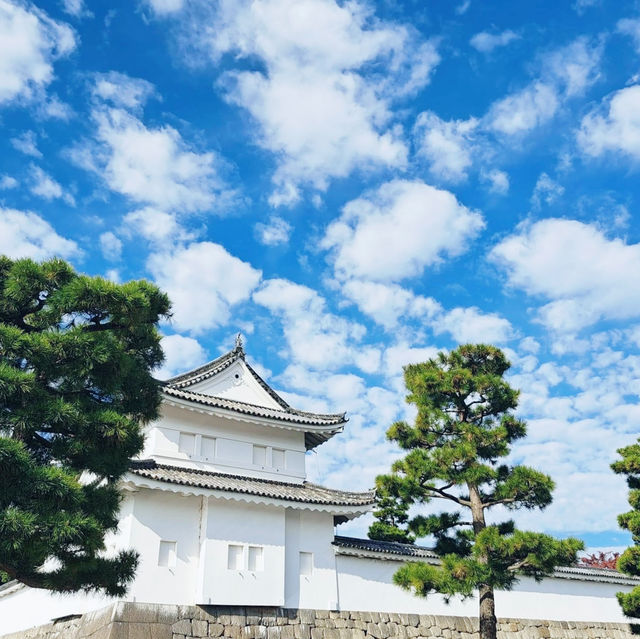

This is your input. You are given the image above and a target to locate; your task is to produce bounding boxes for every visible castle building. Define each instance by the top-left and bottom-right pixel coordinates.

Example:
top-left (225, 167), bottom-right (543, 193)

top-left (0, 342), bottom-right (636, 635)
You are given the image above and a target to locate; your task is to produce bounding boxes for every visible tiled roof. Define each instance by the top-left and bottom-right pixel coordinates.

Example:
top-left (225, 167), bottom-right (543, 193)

top-left (129, 460), bottom-right (376, 508)
top-left (164, 344), bottom-right (290, 411)
top-left (161, 345), bottom-right (346, 449)
top-left (333, 536), bottom-right (438, 559)
top-left (333, 537), bottom-right (640, 586)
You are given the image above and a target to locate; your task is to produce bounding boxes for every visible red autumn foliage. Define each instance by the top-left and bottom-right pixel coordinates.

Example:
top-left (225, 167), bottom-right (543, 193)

top-left (577, 551), bottom-right (620, 570)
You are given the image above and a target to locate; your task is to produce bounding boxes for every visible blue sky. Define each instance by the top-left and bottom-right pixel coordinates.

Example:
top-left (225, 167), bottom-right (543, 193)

top-left (3, 0), bottom-right (640, 549)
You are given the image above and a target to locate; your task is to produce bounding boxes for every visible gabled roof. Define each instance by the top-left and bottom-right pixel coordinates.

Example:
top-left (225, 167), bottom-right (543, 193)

top-left (160, 341), bottom-right (347, 449)
top-left (129, 460), bottom-right (375, 508)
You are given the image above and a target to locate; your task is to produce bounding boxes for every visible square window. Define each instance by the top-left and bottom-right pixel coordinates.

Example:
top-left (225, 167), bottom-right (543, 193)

top-left (248, 546), bottom-right (264, 571)
top-left (272, 448), bottom-right (285, 470)
top-left (253, 445), bottom-right (266, 466)
top-left (299, 552), bottom-right (313, 577)
top-left (178, 432), bottom-right (196, 456)
top-left (201, 436), bottom-right (216, 461)
top-left (228, 544), bottom-right (244, 570)
top-left (158, 540), bottom-right (177, 568)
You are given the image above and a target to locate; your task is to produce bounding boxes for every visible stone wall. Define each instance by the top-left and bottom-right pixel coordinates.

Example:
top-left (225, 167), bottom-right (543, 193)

top-left (1, 602), bottom-right (637, 639)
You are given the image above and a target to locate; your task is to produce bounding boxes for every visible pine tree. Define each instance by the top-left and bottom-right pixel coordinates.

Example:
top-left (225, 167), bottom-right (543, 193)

top-left (611, 442), bottom-right (640, 618)
top-left (369, 344), bottom-right (583, 639)
top-left (0, 256), bottom-right (170, 595)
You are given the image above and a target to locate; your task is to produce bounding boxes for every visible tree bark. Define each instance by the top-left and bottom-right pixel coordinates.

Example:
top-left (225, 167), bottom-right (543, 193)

top-left (479, 584), bottom-right (497, 639)
top-left (469, 484), bottom-right (498, 639)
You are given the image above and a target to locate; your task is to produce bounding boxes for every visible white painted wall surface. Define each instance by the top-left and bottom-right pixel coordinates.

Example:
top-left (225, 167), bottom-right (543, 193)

top-left (0, 584), bottom-right (112, 636)
top-left (335, 554), bottom-right (633, 622)
top-left (284, 509), bottom-right (338, 610)
top-left (201, 498), bottom-right (286, 606)
top-left (141, 404), bottom-right (307, 483)
top-left (127, 488), bottom-right (201, 605)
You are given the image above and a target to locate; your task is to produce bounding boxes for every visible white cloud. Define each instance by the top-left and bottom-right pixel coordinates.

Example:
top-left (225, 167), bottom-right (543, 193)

top-left (470, 30), bottom-right (519, 54)
top-left (491, 218), bottom-right (640, 332)
top-left (531, 172), bottom-right (564, 209)
top-left (189, 0), bottom-right (439, 205)
top-left (38, 94), bottom-right (73, 120)
top-left (60, 0), bottom-right (89, 18)
top-left (414, 112), bottom-right (478, 182)
top-left (487, 37), bottom-right (601, 136)
top-left (28, 164), bottom-right (74, 205)
top-left (0, 208), bottom-right (80, 260)
top-left (578, 85), bottom-right (640, 160)
top-left (148, 241), bottom-right (261, 334)
top-left (254, 215), bottom-right (292, 246)
top-left (481, 168), bottom-right (509, 194)
top-left (487, 81), bottom-right (559, 136)
top-left (144, 0), bottom-right (185, 15)
top-left (544, 37), bottom-right (602, 98)
top-left (99, 231), bottom-right (122, 261)
top-left (253, 278), bottom-right (379, 372)
top-left (383, 343), bottom-right (439, 377)
top-left (0, 175), bottom-right (18, 189)
top-left (322, 179), bottom-right (484, 282)
top-left (0, 0), bottom-right (75, 105)
top-left (341, 280), bottom-right (441, 330)
top-left (432, 306), bottom-right (513, 344)
top-left (618, 17), bottom-right (640, 52)
top-left (72, 107), bottom-right (232, 213)
top-left (155, 334), bottom-right (207, 380)
top-left (10, 130), bottom-right (41, 157)
top-left (92, 71), bottom-right (156, 111)
top-left (121, 207), bottom-right (195, 247)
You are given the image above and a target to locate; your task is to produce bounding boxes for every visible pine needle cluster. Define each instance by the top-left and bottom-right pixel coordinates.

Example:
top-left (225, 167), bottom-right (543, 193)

top-left (0, 257), bottom-right (170, 595)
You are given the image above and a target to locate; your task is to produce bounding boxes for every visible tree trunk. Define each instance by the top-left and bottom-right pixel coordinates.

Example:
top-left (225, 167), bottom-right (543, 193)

top-left (468, 484), bottom-right (498, 639)
top-left (479, 583), bottom-right (497, 639)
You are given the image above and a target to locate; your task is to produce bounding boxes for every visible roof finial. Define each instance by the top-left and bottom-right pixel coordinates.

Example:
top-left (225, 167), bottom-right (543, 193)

top-left (234, 332), bottom-right (244, 353)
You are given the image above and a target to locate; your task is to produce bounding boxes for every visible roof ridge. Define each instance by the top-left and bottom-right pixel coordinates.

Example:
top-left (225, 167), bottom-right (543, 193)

top-left (163, 347), bottom-right (241, 387)
top-left (305, 482), bottom-right (375, 498)
top-left (164, 386), bottom-right (346, 421)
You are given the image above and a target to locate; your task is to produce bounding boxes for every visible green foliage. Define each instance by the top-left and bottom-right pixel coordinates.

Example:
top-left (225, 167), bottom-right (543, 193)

top-left (612, 441), bottom-right (640, 619)
top-left (0, 256), bottom-right (170, 595)
top-left (369, 344), bottom-right (582, 638)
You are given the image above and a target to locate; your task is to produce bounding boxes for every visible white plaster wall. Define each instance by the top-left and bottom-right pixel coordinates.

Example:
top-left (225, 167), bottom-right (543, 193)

top-left (284, 509), bottom-right (338, 610)
top-left (201, 498), bottom-right (286, 606)
top-left (142, 404), bottom-right (307, 483)
top-left (0, 585), bottom-right (112, 636)
top-left (335, 554), bottom-right (633, 622)
top-left (127, 488), bottom-right (201, 605)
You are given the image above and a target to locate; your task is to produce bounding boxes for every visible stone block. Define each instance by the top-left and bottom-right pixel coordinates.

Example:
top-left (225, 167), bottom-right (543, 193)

top-left (172, 620), bottom-right (192, 636)
top-left (294, 625), bottom-right (311, 639)
top-left (192, 620), bottom-right (209, 637)
top-left (209, 624), bottom-right (225, 637)
top-left (128, 623), bottom-right (152, 639)
top-left (366, 623), bottom-right (382, 639)
top-left (267, 628), bottom-right (281, 639)
top-left (281, 625), bottom-right (295, 639)
top-left (300, 611), bottom-right (316, 625)
top-left (224, 624), bottom-right (242, 639)
top-left (310, 628), bottom-right (323, 639)
top-left (149, 623), bottom-right (173, 639)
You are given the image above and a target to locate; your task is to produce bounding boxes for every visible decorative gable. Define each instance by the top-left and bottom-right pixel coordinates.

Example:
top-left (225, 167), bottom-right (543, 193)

top-left (185, 358), bottom-right (283, 410)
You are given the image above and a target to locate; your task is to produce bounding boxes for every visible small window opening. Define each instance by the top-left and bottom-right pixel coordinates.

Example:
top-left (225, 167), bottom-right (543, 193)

top-left (228, 544), bottom-right (244, 570)
top-left (248, 546), bottom-right (264, 571)
top-left (299, 552), bottom-right (313, 577)
top-left (158, 540), bottom-right (177, 568)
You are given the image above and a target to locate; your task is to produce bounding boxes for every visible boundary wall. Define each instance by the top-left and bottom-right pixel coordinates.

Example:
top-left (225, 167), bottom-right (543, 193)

top-left (1, 602), bottom-right (637, 639)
